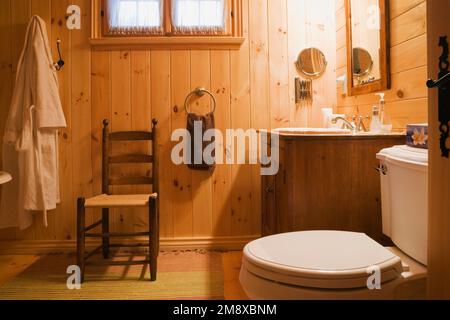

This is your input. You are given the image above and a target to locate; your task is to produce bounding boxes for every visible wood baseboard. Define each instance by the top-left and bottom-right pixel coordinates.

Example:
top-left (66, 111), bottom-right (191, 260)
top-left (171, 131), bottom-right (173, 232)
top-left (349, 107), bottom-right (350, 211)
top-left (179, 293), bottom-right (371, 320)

top-left (0, 236), bottom-right (259, 255)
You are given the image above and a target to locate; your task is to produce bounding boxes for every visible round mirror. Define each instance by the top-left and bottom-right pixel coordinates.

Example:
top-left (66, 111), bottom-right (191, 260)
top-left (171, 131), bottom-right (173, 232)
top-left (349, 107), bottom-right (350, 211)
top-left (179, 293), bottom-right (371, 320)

top-left (352, 47), bottom-right (373, 77)
top-left (296, 48), bottom-right (327, 79)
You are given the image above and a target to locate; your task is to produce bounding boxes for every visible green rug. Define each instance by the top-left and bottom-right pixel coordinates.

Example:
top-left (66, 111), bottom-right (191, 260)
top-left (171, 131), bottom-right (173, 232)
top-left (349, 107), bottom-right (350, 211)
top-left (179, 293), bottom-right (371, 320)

top-left (0, 251), bottom-right (224, 300)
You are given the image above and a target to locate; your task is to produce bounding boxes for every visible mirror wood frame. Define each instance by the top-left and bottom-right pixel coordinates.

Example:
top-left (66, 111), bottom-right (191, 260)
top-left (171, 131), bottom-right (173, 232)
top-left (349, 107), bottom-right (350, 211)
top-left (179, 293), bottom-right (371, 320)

top-left (345, 0), bottom-right (391, 96)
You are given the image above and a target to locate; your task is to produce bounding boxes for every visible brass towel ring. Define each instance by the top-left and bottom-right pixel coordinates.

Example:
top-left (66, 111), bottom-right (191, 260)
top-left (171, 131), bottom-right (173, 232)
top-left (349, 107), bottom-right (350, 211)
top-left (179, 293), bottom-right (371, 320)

top-left (184, 87), bottom-right (217, 114)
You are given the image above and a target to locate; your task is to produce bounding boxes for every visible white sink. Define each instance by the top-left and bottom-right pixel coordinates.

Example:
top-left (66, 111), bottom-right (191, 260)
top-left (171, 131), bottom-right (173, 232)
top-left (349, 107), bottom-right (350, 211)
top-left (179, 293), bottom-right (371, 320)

top-left (0, 172), bottom-right (12, 185)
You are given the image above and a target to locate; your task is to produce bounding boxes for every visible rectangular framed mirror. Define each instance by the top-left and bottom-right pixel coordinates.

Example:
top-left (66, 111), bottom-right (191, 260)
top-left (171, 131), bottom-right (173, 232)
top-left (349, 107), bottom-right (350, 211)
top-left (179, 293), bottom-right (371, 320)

top-left (345, 0), bottom-right (390, 96)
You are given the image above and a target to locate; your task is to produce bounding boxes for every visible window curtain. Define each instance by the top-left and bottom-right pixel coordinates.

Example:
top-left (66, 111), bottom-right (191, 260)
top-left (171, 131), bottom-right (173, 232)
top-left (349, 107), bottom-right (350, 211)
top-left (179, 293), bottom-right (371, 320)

top-left (106, 0), bottom-right (164, 35)
top-left (171, 0), bottom-right (227, 35)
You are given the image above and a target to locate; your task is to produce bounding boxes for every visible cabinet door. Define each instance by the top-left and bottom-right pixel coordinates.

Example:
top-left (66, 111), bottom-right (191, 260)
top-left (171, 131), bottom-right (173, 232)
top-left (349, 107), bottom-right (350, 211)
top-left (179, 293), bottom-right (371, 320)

top-left (262, 174), bottom-right (276, 236)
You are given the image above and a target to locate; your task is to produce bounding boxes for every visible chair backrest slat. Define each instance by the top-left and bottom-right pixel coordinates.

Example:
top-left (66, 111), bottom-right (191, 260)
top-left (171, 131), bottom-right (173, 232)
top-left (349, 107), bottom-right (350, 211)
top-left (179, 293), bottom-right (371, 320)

top-left (109, 154), bottom-right (154, 164)
top-left (102, 119), bottom-right (158, 195)
top-left (109, 131), bottom-right (153, 141)
top-left (109, 176), bottom-right (154, 186)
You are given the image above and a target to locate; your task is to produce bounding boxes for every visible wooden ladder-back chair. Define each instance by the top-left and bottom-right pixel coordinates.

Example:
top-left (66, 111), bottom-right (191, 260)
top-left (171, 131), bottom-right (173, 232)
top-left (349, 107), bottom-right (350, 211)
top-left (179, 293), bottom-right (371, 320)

top-left (77, 119), bottom-right (159, 282)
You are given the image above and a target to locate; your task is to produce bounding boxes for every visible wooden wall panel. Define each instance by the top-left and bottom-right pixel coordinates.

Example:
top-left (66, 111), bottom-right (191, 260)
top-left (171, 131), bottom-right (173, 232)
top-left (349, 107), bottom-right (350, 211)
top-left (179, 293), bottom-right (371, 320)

top-left (287, 0), bottom-right (308, 126)
top-left (170, 51), bottom-right (193, 238)
top-left (190, 50), bottom-right (213, 237)
top-left (91, 50), bottom-right (110, 231)
top-left (49, 0), bottom-right (72, 241)
top-left (210, 51), bottom-right (232, 237)
top-left (0, 0), bottom-right (14, 240)
top-left (10, 0), bottom-right (30, 74)
top-left (335, 0), bottom-right (428, 130)
top-left (71, 0), bottom-right (92, 233)
top-left (0, 0), bottom-right (338, 243)
top-left (249, 0), bottom-right (270, 236)
top-left (130, 51), bottom-right (152, 232)
top-left (268, 0), bottom-right (290, 129)
top-left (110, 50), bottom-right (132, 233)
top-left (229, 0), bottom-right (252, 237)
top-left (150, 51), bottom-right (173, 238)
top-left (31, 0), bottom-right (51, 24)
top-left (10, 0), bottom-right (34, 241)
top-left (288, 0), bottom-right (337, 127)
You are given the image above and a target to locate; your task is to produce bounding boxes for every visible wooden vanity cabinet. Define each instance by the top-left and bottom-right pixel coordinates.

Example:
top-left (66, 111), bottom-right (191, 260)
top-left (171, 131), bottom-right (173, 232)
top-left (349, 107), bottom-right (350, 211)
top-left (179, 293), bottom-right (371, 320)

top-left (262, 134), bottom-right (405, 245)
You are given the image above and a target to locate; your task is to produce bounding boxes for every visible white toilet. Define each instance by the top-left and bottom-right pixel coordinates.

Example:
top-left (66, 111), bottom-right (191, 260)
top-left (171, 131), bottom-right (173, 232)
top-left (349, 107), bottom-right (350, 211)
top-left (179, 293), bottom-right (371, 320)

top-left (240, 145), bottom-right (428, 300)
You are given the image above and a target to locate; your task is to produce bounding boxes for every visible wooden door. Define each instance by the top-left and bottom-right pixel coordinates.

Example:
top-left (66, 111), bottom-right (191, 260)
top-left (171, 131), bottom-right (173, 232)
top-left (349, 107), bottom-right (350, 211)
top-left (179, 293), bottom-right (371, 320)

top-left (427, 0), bottom-right (450, 299)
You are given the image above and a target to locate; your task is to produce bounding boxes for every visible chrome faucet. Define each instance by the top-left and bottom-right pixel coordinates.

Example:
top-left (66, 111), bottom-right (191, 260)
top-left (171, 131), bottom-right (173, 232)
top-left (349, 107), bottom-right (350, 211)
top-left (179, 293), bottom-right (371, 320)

top-left (331, 115), bottom-right (369, 134)
top-left (353, 115), bottom-right (369, 133)
top-left (331, 116), bottom-right (357, 133)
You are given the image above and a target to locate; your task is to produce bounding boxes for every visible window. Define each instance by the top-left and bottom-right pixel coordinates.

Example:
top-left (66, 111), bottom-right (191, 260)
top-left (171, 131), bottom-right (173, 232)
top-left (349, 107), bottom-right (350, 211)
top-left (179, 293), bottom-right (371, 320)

top-left (106, 0), bottom-right (164, 35)
top-left (171, 0), bottom-right (226, 35)
top-left (103, 0), bottom-right (229, 36)
top-left (92, 0), bottom-right (243, 49)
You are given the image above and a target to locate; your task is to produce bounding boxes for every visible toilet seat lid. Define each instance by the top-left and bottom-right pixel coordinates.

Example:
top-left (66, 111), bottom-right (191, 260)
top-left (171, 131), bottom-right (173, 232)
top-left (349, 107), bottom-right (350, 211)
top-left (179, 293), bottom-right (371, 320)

top-left (377, 145), bottom-right (428, 165)
top-left (243, 231), bottom-right (403, 289)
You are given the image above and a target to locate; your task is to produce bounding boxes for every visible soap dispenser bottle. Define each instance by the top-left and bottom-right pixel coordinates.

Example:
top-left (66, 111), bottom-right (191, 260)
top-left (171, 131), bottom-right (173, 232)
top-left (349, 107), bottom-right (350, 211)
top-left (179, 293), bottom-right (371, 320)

top-left (370, 105), bottom-right (382, 133)
top-left (375, 93), bottom-right (385, 125)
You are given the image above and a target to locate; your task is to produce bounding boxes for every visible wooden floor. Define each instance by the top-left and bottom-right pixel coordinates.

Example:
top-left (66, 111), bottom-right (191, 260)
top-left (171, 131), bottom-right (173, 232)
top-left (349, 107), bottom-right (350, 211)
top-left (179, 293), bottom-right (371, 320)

top-left (0, 251), bottom-right (248, 300)
top-left (0, 255), bottom-right (40, 285)
top-left (222, 252), bottom-right (249, 300)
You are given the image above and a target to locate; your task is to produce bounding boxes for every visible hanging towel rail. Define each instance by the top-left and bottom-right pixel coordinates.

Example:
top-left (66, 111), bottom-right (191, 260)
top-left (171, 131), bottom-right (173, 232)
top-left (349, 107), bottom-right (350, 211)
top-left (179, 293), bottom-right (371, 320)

top-left (184, 87), bottom-right (217, 114)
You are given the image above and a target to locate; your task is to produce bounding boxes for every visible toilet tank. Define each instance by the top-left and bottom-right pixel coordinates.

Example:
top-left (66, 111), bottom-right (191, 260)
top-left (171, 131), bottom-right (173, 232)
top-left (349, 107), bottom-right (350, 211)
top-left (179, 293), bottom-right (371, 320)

top-left (377, 146), bottom-right (428, 266)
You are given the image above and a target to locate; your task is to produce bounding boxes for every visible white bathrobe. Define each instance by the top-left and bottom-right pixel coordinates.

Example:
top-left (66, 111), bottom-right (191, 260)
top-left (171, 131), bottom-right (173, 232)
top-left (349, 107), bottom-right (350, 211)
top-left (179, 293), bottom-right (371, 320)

top-left (0, 16), bottom-right (66, 230)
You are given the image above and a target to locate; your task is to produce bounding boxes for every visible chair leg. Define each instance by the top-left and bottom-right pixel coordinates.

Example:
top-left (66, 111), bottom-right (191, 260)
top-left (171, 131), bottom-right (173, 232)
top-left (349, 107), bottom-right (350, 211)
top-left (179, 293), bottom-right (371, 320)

top-left (76, 197), bottom-right (86, 284)
top-left (156, 201), bottom-right (160, 256)
top-left (102, 208), bottom-right (110, 259)
top-left (149, 198), bottom-right (158, 281)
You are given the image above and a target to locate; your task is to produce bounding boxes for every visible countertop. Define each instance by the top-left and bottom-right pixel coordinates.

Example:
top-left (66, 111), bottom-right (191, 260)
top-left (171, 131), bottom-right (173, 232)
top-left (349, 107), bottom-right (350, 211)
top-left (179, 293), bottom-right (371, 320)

top-left (268, 130), bottom-right (406, 141)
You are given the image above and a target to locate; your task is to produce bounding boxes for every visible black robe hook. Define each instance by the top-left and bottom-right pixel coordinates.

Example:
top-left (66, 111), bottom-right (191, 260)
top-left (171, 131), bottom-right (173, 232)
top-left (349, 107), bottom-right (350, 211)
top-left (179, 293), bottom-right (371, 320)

top-left (55, 39), bottom-right (65, 71)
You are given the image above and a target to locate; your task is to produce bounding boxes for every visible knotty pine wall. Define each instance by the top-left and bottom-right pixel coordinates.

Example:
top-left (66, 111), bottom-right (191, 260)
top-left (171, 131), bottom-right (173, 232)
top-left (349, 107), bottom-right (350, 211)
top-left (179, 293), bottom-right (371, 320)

top-left (0, 0), bottom-right (337, 243)
top-left (335, 0), bottom-right (428, 130)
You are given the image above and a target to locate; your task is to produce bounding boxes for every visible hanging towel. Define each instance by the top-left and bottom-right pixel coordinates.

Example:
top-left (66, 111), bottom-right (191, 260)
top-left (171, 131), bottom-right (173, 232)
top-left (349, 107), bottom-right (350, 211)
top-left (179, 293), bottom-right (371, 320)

top-left (187, 112), bottom-right (216, 172)
top-left (0, 16), bottom-right (66, 230)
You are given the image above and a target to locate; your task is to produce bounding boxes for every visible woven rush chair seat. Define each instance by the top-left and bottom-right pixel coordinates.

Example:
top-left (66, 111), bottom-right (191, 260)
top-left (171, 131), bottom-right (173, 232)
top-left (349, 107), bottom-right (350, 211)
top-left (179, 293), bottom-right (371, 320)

top-left (84, 194), bottom-right (158, 208)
